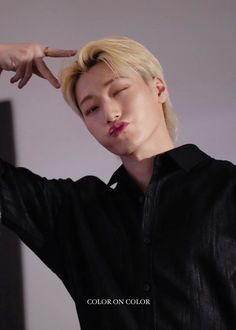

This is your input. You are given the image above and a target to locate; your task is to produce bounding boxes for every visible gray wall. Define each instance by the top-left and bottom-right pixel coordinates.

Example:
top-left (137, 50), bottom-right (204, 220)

top-left (0, 1), bottom-right (236, 329)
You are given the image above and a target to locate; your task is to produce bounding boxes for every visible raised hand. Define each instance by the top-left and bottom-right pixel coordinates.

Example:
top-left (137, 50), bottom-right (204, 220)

top-left (0, 43), bottom-right (77, 88)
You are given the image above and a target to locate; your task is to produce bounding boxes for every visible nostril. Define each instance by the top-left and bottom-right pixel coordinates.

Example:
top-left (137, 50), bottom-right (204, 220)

top-left (107, 114), bottom-right (120, 124)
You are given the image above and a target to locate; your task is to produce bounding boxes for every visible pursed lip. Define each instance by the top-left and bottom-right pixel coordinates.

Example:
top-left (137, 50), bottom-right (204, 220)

top-left (109, 121), bottom-right (129, 136)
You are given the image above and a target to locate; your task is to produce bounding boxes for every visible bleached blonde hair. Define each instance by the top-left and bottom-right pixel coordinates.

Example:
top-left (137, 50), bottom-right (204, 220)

top-left (60, 36), bottom-right (178, 141)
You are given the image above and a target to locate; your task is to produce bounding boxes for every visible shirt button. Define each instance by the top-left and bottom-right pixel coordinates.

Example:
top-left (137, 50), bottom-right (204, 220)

top-left (143, 283), bottom-right (151, 292)
top-left (143, 237), bottom-right (151, 244)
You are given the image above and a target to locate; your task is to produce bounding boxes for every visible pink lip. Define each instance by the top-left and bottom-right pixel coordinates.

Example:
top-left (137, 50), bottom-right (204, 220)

top-left (109, 122), bottom-right (129, 136)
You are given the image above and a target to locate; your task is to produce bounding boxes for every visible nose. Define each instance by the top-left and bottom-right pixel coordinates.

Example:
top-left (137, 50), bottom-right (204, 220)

top-left (106, 113), bottom-right (120, 124)
top-left (102, 101), bottom-right (121, 124)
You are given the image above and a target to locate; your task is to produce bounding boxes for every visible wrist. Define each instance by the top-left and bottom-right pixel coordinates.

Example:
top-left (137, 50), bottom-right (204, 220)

top-left (0, 44), bottom-right (9, 57)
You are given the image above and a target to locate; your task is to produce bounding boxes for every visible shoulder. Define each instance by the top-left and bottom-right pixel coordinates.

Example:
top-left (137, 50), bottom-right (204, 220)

top-left (74, 175), bottom-right (107, 190)
top-left (194, 157), bottom-right (236, 191)
top-left (207, 158), bottom-right (236, 177)
top-left (72, 175), bottom-right (112, 199)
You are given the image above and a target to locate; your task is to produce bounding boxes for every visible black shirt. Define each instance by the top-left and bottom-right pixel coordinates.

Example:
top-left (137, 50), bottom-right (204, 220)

top-left (1, 144), bottom-right (236, 330)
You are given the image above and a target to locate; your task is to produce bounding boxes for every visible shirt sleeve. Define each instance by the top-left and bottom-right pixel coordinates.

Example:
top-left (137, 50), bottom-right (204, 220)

top-left (0, 158), bottom-right (73, 276)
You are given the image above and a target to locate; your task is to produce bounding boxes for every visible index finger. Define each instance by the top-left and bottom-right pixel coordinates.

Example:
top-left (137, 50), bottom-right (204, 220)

top-left (44, 48), bottom-right (77, 58)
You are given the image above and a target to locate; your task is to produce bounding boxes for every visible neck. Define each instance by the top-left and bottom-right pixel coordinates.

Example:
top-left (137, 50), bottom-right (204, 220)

top-left (120, 133), bottom-right (175, 192)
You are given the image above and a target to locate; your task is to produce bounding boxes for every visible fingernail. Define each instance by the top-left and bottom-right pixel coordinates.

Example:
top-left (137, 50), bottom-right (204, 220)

top-left (70, 50), bottom-right (77, 56)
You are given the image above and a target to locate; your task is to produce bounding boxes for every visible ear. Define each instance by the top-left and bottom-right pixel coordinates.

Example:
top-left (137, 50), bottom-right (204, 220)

top-left (154, 77), bottom-right (168, 103)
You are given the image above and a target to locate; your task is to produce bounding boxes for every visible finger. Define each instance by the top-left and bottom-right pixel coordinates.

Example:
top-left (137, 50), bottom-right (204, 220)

top-left (0, 68), bottom-right (2, 76)
top-left (10, 64), bottom-right (26, 84)
top-left (44, 47), bottom-right (77, 58)
top-left (18, 62), bottom-right (33, 89)
top-left (34, 57), bottom-right (60, 88)
top-left (32, 63), bottom-right (44, 78)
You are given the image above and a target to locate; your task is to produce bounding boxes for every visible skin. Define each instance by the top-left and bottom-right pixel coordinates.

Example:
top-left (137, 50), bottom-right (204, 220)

top-left (0, 43), bottom-right (76, 88)
top-left (0, 43), bottom-right (173, 190)
top-left (75, 62), bottom-right (175, 191)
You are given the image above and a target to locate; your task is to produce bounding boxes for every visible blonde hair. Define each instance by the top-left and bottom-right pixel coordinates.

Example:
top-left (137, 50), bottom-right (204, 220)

top-left (60, 36), bottom-right (178, 141)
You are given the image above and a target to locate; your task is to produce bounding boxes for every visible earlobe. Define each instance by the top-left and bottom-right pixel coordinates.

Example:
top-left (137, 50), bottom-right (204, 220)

top-left (156, 78), bottom-right (168, 103)
top-left (159, 91), bottom-right (167, 104)
top-left (158, 86), bottom-right (165, 96)
top-left (150, 76), bottom-right (168, 103)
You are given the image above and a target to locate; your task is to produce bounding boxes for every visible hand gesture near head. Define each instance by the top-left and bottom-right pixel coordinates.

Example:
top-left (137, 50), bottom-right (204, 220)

top-left (0, 43), bottom-right (77, 88)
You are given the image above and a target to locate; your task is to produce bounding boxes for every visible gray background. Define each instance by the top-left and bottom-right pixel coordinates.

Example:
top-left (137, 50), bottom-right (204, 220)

top-left (0, 0), bottom-right (236, 329)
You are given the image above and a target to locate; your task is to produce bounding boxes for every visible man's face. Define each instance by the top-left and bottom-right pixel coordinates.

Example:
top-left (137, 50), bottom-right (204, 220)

top-left (75, 62), bottom-right (167, 158)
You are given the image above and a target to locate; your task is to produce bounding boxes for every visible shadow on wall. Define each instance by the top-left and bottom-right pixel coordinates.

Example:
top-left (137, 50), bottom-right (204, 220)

top-left (0, 101), bottom-right (25, 330)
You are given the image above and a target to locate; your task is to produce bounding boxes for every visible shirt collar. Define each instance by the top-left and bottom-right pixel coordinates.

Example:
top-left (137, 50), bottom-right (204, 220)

top-left (108, 144), bottom-right (211, 186)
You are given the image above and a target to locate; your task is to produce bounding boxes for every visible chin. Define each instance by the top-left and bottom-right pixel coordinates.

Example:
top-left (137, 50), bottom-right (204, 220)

top-left (105, 142), bottom-right (139, 157)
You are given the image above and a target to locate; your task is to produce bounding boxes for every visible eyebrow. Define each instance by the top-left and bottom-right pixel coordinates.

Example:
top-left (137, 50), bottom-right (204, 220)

top-left (78, 76), bottom-right (126, 108)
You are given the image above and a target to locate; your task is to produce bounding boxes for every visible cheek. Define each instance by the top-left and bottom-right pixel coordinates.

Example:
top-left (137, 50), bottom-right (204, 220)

top-left (125, 91), bottom-right (155, 120)
top-left (84, 121), bottom-right (106, 145)
top-left (84, 121), bottom-right (97, 136)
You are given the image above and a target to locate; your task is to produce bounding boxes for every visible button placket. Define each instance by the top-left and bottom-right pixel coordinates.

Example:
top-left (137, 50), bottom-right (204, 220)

top-left (140, 161), bottom-right (164, 330)
top-left (143, 283), bottom-right (151, 292)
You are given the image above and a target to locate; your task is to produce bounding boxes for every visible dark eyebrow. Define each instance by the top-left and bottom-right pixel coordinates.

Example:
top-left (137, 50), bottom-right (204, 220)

top-left (79, 76), bottom-right (126, 108)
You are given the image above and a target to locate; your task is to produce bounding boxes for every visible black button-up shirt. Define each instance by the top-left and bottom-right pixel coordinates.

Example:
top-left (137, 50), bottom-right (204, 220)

top-left (1, 144), bottom-right (236, 329)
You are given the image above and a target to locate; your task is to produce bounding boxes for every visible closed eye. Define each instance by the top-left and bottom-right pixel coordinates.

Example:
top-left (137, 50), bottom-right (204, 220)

top-left (113, 87), bottom-right (129, 96)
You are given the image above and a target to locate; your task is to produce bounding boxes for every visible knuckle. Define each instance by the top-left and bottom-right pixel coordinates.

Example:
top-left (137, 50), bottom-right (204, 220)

top-left (22, 43), bottom-right (43, 60)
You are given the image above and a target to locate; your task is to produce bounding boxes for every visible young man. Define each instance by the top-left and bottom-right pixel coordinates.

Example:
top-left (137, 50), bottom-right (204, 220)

top-left (0, 38), bottom-right (236, 330)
